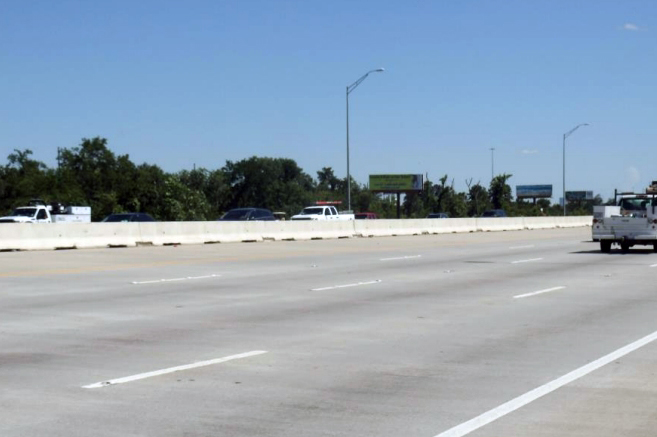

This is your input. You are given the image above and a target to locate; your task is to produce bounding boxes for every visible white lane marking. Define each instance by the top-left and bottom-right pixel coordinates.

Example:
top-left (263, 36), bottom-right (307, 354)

top-left (514, 286), bottom-right (566, 299)
top-left (433, 329), bottom-right (657, 437)
top-left (509, 245), bottom-right (535, 250)
top-left (82, 350), bottom-right (267, 388)
top-left (650, 264), bottom-right (657, 268)
top-left (380, 255), bottom-right (422, 261)
top-left (311, 280), bottom-right (382, 291)
top-left (132, 274), bottom-right (221, 285)
top-left (511, 258), bottom-right (543, 264)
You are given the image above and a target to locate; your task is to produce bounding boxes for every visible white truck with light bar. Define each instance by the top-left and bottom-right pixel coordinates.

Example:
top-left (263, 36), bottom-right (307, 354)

top-left (0, 199), bottom-right (91, 224)
top-left (291, 205), bottom-right (355, 221)
top-left (592, 184), bottom-right (657, 252)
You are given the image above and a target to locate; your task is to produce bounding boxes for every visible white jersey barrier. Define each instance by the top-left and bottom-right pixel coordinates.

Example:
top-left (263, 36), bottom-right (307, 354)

top-left (260, 220), bottom-right (355, 241)
top-left (0, 216), bottom-right (592, 251)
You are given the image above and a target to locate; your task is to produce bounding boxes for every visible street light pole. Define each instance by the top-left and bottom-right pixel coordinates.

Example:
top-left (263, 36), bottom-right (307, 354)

top-left (346, 68), bottom-right (384, 212)
top-left (490, 147), bottom-right (495, 180)
top-left (562, 123), bottom-right (589, 216)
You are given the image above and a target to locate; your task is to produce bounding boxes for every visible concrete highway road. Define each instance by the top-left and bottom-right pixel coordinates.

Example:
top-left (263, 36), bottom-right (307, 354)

top-left (2, 227), bottom-right (657, 436)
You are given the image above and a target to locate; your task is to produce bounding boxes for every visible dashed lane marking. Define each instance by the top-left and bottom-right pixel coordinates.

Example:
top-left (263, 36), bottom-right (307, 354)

top-left (514, 286), bottom-right (566, 299)
top-left (132, 274), bottom-right (221, 285)
top-left (311, 280), bottom-right (382, 291)
top-left (511, 258), bottom-right (543, 264)
top-left (380, 255), bottom-right (422, 261)
top-left (83, 350), bottom-right (268, 388)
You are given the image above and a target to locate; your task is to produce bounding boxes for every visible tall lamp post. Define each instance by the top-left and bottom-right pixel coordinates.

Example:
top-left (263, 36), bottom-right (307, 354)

top-left (490, 147), bottom-right (495, 180)
top-left (346, 68), bottom-right (384, 212)
top-left (563, 123), bottom-right (589, 216)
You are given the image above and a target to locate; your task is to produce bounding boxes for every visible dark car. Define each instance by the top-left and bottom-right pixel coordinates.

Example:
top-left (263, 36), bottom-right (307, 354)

top-left (355, 212), bottom-right (378, 220)
top-left (219, 208), bottom-right (275, 221)
top-left (481, 209), bottom-right (507, 218)
top-left (427, 212), bottom-right (449, 219)
top-left (101, 213), bottom-right (156, 222)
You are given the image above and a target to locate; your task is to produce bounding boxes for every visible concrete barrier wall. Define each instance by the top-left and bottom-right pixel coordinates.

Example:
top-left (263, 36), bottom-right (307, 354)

top-left (0, 223), bottom-right (143, 250)
top-left (0, 216), bottom-right (592, 251)
top-left (477, 217), bottom-right (525, 232)
top-left (260, 220), bottom-right (355, 241)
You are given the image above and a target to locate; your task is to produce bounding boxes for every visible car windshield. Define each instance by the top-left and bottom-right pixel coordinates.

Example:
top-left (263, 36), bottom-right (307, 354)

top-left (102, 214), bottom-right (133, 222)
top-left (301, 207), bottom-right (324, 215)
top-left (222, 209), bottom-right (251, 220)
top-left (482, 211), bottom-right (497, 217)
top-left (11, 208), bottom-right (37, 217)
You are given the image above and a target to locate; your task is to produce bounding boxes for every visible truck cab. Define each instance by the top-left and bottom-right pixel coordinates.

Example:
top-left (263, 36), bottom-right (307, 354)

top-left (0, 205), bottom-right (52, 223)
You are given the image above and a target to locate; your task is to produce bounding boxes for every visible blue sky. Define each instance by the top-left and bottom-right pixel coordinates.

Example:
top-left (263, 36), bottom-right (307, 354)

top-left (1, 0), bottom-right (655, 201)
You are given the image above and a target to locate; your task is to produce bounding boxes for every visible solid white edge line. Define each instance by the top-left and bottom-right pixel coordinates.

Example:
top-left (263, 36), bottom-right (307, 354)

top-left (511, 258), bottom-right (543, 264)
top-left (311, 280), bottom-right (382, 291)
top-left (433, 329), bottom-right (657, 437)
top-left (509, 245), bottom-right (535, 250)
top-left (132, 274), bottom-right (221, 285)
top-left (380, 255), bottom-right (422, 261)
top-left (514, 286), bottom-right (566, 299)
top-left (83, 350), bottom-right (267, 388)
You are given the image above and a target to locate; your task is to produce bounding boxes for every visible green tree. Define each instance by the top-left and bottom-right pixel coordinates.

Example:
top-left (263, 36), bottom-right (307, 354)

top-left (0, 149), bottom-right (55, 213)
top-left (489, 173), bottom-right (513, 210)
top-left (56, 137), bottom-right (122, 220)
top-left (466, 179), bottom-right (490, 217)
top-left (223, 156), bottom-right (315, 217)
top-left (317, 167), bottom-right (340, 192)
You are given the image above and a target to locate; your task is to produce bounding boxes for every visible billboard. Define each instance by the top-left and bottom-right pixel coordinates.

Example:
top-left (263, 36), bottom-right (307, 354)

top-left (516, 185), bottom-right (553, 199)
top-left (369, 174), bottom-right (423, 192)
top-left (566, 191), bottom-right (593, 201)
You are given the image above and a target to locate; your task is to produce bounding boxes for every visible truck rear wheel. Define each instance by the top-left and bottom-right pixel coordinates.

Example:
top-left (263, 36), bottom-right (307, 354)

top-left (653, 243), bottom-right (657, 253)
top-left (620, 242), bottom-right (630, 252)
top-left (600, 241), bottom-right (611, 253)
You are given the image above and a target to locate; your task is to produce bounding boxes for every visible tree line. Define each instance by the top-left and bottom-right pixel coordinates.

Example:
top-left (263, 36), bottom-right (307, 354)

top-left (0, 137), bottom-right (602, 221)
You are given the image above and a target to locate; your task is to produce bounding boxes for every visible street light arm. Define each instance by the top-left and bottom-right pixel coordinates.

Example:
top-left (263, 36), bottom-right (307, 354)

top-left (564, 123), bottom-right (589, 139)
top-left (347, 68), bottom-right (385, 94)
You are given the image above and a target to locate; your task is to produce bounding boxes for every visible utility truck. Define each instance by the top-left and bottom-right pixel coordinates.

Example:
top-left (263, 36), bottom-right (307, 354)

top-left (291, 205), bottom-right (355, 221)
top-left (592, 183), bottom-right (657, 252)
top-left (0, 199), bottom-right (91, 224)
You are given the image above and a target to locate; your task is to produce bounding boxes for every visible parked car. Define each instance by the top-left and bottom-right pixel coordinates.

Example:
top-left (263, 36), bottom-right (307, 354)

top-left (219, 208), bottom-right (275, 221)
top-left (427, 212), bottom-right (449, 219)
top-left (101, 213), bottom-right (156, 222)
top-left (481, 209), bottom-right (507, 218)
top-left (355, 212), bottom-right (378, 220)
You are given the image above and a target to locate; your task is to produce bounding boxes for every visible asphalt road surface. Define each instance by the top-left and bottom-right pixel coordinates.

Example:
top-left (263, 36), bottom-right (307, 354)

top-left (2, 227), bottom-right (657, 437)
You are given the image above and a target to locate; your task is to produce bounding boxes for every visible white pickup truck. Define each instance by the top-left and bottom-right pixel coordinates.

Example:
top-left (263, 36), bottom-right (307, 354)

top-left (291, 205), bottom-right (355, 221)
top-left (592, 187), bottom-right (657, 252)
top-left (0, 200), bottom-right (91, 224)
